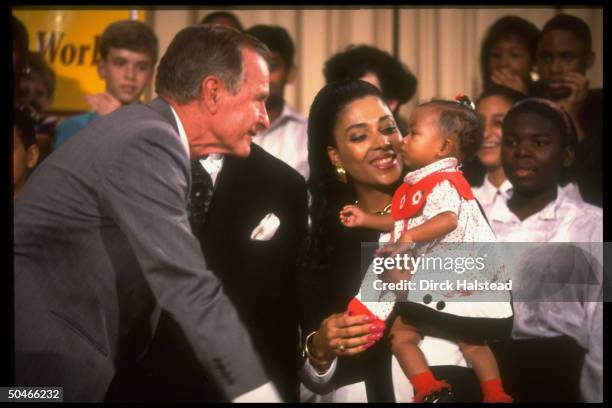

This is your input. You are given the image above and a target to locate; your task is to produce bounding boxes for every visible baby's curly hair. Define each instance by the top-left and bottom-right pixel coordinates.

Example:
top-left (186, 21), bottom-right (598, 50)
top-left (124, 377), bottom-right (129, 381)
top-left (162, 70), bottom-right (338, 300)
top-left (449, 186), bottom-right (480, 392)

top-left (419, 98), bottom-right (483, 162)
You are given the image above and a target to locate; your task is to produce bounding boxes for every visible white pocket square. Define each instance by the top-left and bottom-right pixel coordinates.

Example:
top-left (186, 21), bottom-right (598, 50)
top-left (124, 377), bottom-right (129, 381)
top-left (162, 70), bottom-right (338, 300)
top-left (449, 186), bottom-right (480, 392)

top-left (250, 213), bottom-right (280, 241)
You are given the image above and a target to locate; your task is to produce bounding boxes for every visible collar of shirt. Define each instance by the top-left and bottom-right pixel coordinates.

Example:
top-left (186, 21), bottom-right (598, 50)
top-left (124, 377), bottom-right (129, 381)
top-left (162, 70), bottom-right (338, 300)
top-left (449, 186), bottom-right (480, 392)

top-left (478, 176), bottom-right (513, 205)
top-left (199, 153), bottom-right (224, 187)
top-left (169, 105), bottom-right (190, 159)
top-left (169, 105), bottom-right (224, 186)
top-left (489, 186), bottom-right (565, 224)
top-left (404, 157), bottom-right (459, 185)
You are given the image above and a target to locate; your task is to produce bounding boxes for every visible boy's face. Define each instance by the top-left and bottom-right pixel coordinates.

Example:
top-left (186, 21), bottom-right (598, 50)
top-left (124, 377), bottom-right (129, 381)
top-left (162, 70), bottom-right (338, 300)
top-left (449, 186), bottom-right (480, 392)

top-left (536, 29), bottom-right (592, 99)
top-left (19, 74), bottom-right (52, 114)
top-left (501, 111), bottom-right (572, 194)
top-left (399, 106), bottom-right (448, 170)
top-left (98, 47), bottom-right (155, 105)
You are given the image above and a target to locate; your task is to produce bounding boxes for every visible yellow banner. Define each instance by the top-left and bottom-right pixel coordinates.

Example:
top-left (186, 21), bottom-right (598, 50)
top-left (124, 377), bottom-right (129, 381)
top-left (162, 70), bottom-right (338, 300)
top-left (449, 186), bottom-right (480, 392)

top-left (13, 8), bottom-right (147, 114)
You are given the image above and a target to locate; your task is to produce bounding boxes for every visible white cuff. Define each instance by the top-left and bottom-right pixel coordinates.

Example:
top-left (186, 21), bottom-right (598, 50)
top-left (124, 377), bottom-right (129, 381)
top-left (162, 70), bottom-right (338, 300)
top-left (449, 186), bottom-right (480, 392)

top-left (303, 356), bottom-right (338, 384)
top-left (232, 381), bottom-right (282, 402)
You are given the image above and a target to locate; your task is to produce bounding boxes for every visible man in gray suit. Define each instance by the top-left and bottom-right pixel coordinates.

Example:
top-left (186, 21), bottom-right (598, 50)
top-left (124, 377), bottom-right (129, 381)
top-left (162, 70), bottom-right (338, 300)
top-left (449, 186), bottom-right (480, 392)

top-left (13, 24), bottom-right (277, 402)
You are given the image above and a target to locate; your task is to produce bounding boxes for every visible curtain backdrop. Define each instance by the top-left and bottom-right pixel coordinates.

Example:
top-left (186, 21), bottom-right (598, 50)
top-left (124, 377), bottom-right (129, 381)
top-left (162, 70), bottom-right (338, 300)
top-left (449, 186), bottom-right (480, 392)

top-left (150, 7), bottom-right (603, 120)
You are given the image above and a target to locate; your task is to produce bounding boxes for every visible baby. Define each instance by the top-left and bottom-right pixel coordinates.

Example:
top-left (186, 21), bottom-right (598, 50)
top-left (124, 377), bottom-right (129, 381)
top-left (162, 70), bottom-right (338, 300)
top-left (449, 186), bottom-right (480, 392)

top-left (341, 95), bottom-right (513, 403)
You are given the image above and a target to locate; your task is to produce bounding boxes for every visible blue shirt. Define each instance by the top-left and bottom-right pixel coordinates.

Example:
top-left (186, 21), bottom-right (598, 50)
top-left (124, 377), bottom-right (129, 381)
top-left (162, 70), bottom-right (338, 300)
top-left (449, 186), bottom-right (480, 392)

top-left (54, 112), bottom-right (99, 149)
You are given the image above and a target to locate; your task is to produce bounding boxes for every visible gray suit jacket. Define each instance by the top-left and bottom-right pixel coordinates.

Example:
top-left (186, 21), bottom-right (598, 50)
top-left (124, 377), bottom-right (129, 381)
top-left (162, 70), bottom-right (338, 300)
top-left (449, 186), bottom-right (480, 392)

top-left (13, 98), bottom-right (269, 401)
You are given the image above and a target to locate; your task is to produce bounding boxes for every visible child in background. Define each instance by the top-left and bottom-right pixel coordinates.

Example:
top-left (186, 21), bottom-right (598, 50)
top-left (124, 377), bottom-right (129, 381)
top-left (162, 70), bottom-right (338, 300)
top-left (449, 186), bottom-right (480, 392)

top-left (493, 97), bottom-right (602, 402)
top-left (533, 14), bottom-right (602, 207)
top-left (341, 95), bottom-right (513, 403)
top-left (13, 108), bottom-right (40, 199)
top-left (471, 86), bottom-right (523, 216)
top-left (492, 97), bottom-right (601, 242)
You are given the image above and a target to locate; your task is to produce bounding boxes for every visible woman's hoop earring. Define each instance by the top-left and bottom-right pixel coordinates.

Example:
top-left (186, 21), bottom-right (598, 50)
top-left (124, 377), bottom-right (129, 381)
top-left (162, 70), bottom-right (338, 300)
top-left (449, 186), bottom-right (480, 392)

top-left (335, 165), bottom-right (348, 184)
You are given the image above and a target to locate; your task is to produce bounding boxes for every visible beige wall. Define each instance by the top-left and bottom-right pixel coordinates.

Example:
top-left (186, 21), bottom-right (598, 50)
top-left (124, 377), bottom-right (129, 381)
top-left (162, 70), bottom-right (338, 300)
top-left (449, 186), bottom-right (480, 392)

top-left (149, 7), bottom-right (603, 121)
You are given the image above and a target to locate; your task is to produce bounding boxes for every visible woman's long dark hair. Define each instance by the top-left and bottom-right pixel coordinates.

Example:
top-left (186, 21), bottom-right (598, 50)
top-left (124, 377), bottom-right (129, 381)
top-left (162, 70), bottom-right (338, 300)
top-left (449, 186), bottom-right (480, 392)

top-left (306, 80), bottom-right (385, 273)
top-left (300, 80), bottom-right (387, 330)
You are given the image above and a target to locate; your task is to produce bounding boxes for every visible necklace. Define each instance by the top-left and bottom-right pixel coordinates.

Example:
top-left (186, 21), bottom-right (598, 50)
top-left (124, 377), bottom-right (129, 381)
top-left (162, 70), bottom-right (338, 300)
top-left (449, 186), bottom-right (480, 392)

top-left (354, 200), bottom-right (392, 215)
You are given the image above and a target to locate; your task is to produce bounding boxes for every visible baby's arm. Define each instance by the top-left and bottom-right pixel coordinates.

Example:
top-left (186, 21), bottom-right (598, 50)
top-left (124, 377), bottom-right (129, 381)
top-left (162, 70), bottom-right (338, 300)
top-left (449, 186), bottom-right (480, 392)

top-left (340, 205), bottom-right (394, 232)
top-left (399, 211), bottom-right (457, 243)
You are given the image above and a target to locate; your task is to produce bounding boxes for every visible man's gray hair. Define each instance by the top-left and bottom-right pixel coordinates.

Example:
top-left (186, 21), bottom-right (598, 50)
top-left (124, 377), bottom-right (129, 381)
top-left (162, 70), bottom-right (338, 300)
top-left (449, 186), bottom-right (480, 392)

top-left (156, 24), bottom-right (269, 104)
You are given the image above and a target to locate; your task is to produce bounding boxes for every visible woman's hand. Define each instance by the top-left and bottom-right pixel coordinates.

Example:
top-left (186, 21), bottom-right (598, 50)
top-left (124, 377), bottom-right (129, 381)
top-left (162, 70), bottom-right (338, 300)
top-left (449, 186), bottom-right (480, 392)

top-left (310, 312), bottom-right (385, 363)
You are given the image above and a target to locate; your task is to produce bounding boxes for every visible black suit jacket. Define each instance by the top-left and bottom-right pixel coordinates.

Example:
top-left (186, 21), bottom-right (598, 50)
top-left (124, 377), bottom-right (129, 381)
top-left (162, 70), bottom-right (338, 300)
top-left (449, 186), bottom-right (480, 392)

top-left (135, 144), bottom-right (308, 402)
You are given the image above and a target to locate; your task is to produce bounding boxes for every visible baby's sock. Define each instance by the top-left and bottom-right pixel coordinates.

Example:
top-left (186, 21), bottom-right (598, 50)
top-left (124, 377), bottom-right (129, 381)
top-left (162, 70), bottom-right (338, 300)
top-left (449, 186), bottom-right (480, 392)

top-left (409, 370), bottom-right (451, 402)
top-left (481, 377), bottom-right (513, 403)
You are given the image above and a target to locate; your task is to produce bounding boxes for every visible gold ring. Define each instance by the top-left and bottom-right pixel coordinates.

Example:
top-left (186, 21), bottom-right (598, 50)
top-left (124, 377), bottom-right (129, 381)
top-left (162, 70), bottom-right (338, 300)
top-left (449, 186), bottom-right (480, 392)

top-left (338, 343), bottom-right (345, 352)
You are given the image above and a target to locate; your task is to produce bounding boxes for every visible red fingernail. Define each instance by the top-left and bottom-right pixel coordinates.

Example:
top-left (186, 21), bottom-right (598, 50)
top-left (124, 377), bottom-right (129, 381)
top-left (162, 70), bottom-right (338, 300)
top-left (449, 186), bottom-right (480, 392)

top-left (363, 315), bottom-right (372, 322)
top-left (364, 341), bottom-right (375, 349)
top-left (369, 324), bottom-right (384, 333)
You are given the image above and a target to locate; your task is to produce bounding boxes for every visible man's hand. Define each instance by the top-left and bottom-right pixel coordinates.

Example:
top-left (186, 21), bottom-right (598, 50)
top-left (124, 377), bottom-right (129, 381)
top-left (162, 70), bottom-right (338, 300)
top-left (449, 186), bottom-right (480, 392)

top-left (85, 92), bottom-right (122, 116)
top-left (490, 68), bottom-right (529, 95)
top-left (340, 205), bottom-right (366, 227)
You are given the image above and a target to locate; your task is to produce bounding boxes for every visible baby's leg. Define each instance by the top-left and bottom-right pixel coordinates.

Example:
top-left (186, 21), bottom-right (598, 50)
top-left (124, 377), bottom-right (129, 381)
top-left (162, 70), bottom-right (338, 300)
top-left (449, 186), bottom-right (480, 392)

top-left (457, 339), bottom-right (512, 402)
top-left (390, 316), bottom-right (452, 402)
top-left (389, 315), bottom-right (428, 377)
top-left (456, 339), bottom-right (500, 381)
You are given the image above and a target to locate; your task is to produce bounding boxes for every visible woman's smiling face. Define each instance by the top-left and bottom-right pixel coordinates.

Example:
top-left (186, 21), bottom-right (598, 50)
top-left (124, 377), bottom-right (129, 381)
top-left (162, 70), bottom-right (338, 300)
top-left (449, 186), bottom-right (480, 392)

top-left (476, 94), bottom-right (513, 170)
top-left (328, 95), bottom-right (403, 189)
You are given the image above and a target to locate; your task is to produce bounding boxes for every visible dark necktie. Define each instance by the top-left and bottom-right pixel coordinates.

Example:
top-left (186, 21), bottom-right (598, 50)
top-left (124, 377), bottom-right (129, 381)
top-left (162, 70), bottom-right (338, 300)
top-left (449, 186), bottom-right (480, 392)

top-left (188, 159), bottom-right (214, 234)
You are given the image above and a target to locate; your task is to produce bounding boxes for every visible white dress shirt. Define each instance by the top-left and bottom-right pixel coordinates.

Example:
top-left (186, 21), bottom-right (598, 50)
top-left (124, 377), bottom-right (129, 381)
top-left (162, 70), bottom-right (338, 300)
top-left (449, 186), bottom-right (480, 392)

top-left (489, 186), bottom-right (603, 402)
top-left (488, 186), bottom-right (602, 243)
top-left (473, 177), bottom-right (513, 220)
top-left (169, 105), bottom-right (190, 158)
top-left (252, 102), bottom-right (309, 181)
top-left (170, 105), bottom-right (281, 402)
top-left (199, 153), bottom-right (224, 187)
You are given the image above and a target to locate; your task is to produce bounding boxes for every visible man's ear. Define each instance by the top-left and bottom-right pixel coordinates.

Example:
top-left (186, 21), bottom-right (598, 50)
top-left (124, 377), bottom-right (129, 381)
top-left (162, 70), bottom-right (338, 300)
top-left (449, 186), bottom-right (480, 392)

top-left (201, 76), bottom-right (223, 114)
top-left (562, 145), bottom-right (575, 168)
top-left (286, 64), bottom-right (297, 85)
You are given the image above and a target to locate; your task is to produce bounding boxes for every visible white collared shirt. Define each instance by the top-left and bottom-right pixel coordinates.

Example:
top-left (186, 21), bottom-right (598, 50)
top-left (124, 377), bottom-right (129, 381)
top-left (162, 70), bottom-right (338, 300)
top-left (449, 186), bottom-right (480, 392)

top-left (489, 187), bottom-right (602, 402)
top-left (199, 153), bottom-right (224, 187)
top-left (169, 105), bottom-right (225, 186)
top-left (473, 177), bottom-right (513, 220)
top-left (488, 186), bottom-right (602, 243)
top-left (252, 103), bottom-right (309, 181)
top-left (169, 105), bottom-right (190, 158)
